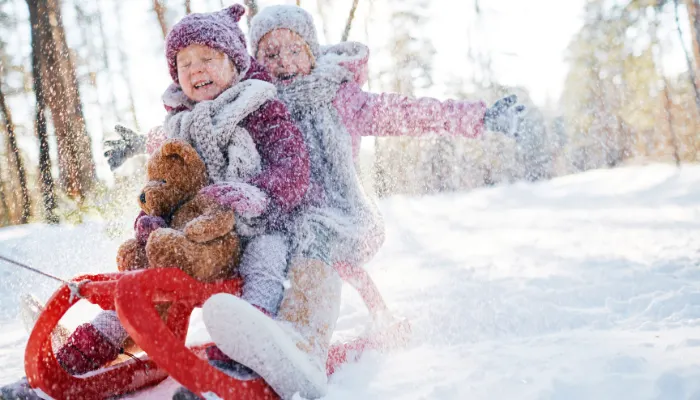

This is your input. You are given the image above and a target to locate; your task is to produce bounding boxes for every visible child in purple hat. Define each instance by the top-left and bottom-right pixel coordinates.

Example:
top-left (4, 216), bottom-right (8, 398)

top-left (146, 4), bottom-right (309, 318)
top-left (90, 2), bottom-right (312, 370)
top-left (0, 7), bottom-right (311, 398)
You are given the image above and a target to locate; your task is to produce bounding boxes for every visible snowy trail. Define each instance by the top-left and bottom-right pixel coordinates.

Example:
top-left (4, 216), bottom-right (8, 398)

top-left (2, 164), bottom-right (700, 399)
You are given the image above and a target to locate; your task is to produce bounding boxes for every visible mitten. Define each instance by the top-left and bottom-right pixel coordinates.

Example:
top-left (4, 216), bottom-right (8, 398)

top-left (103, 125), bottom-right (147, 171)
top-left (199, 182), bottom-right (270, 219)
top-left (483, 94), bottom-right (526, 137)
top-left (134, 212), bottom-right (167, 245)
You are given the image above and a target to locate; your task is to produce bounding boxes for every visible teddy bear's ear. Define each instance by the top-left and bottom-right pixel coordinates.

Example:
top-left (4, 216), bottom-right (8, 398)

top-left (160, 139), bottom-right (199, 165)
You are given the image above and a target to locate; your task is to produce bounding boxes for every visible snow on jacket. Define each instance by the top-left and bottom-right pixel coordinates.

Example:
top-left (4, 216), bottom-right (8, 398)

top-left (146, 56), bottom-right (310, 215)
top-left (325, 42), bottom-right (488, 160)
top-left (274, 49), bottom-right (385, 267)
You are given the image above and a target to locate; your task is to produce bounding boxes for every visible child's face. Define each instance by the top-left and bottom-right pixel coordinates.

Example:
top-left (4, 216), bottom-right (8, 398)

top-left (177, 44), bottom-right (238, 102)
top-left (256, 29), bottom-right (314, 85)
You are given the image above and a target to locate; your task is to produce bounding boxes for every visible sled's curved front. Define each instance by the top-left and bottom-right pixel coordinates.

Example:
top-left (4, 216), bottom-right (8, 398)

top-left (23, 269), bottom-right (274, 400)
top-left (115, 268), bottom-right (277, 400)
top-left (24, 265), bottom-right (410, 399)
top-left (24, 273), bottom-right (168, 399)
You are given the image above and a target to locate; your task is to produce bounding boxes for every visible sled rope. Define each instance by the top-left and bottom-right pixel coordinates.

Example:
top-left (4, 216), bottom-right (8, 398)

top-left (0, 254), bottom-right (89, 301)
top-left (120, 349), bottom-right (150, 374)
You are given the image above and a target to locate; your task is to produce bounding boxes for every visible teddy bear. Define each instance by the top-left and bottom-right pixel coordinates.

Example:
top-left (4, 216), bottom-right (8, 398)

top-left (116, 138), bottom-right (240, 282)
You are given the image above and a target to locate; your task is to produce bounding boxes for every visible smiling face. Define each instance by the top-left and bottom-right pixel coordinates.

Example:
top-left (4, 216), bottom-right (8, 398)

top-left (256, 29), bottom-right (314, 85)
top-left (176, 44), bottom-right (238, 102)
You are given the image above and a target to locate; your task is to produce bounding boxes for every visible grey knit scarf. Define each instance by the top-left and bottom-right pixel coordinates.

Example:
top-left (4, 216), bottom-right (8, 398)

top-left (164, 79), bottom-right (276, 184)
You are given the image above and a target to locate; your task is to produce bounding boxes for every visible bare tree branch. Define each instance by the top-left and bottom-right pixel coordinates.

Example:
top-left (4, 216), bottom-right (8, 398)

top-left (341, 0), bottom-right (360, 41)
top-left (28, 0), bottom-right (57, 223)
top-left (673, 0), bottom-right (700, 114)
top-left (153, 0), bottom-right (169, 39)
top-left (244, 0), bottom-right (258, 26)
top-left (0, 75), bottom-right (30, 223)
top-left (662, 78), bottom-right (682, 166)
top-left (26, 0), bottom-right (95, 199)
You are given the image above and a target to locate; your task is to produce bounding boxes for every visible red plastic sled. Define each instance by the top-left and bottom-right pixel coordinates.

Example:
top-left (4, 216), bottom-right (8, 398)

top-left (24, 264), bottom-right (410, 399)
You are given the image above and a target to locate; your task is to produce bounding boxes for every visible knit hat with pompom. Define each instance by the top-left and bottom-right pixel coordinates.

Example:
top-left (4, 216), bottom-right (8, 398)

top-left (165, 4), bottom-right (251, 83)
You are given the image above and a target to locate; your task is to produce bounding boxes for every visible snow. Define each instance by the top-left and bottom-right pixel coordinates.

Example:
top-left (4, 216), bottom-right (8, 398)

top-left (2, 163), bottom-right (700, 399)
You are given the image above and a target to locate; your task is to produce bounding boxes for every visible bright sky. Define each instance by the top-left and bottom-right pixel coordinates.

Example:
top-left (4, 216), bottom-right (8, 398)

top-left (121, 0), bottom-right (589, 132)
top-left (2, 0), bottom-right (693, 182)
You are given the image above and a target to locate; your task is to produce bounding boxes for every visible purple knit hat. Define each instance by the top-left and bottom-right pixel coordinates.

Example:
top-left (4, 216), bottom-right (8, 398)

top-left (165, 4), bottom-right (251, 83)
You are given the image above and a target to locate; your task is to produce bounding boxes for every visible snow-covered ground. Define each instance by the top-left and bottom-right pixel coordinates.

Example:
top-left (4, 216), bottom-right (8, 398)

top-left (2, 164), bottom-right (700, 399)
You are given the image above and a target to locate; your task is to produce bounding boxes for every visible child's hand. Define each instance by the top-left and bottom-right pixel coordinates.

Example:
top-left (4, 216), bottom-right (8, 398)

top-left (103, 125), bottom-right (147, 171)
top-left (135, 214), bottom-right (167, 245)
top-left (483, 95), bottom-right (526, 137)
top-left (200, 182), bottom-right (270, 219)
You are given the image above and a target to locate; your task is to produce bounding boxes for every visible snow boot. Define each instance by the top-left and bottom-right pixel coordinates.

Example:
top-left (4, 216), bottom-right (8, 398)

top-left (20, 295), bottom-right (129, 376)
top-left (203, 257), bottom-right (342, 399)
top-left (204, 344), bottom-right (261, 380)
top-left (0, 377), bottom-right (44, 400)
top-left (171, 387), bottom-right (202, 400)
top-left (20, 294), bottom-right (128, 376)
top-left (55, 318), bottom-right (123, 375)
top-left (171, 308), bottom-right (270, 399)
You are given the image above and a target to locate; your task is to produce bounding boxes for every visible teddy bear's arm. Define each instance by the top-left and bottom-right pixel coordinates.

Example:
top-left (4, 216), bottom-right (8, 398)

top-left (180, 196), bottom-right (236, 243)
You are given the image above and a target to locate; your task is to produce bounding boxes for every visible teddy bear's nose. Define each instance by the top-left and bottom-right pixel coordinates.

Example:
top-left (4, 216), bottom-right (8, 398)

top-left (139, 192), bottom-right (146, 204)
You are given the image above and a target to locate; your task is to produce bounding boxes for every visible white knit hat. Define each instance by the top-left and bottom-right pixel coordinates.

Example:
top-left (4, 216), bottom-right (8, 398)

top-left (249, 5), bottom-right (320, 59)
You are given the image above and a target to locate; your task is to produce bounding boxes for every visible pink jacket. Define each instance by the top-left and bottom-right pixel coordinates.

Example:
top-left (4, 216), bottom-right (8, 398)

top-left (324, 42), bottom-right (488, 160)
top-left (147, 57), bottom-right (310, 214)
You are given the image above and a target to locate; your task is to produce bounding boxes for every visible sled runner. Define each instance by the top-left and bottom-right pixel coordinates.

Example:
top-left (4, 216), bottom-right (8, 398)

top-left (23, 265), bottom-right (410, 399)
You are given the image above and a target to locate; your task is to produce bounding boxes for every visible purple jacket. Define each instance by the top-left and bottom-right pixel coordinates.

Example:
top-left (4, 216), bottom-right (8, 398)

top-left (325, 42), bottom-right (488, 160)
top-left (147, 56), bottom-right (310, 214)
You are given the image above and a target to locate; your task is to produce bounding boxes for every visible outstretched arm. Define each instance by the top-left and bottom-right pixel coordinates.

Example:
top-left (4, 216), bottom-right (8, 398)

top-left (334, 82), bottom-right (487, 139)
top-left (335, 83), bottom-right (526, 139)
top-left (103, 125), bottom-right (147, 170)
top-left (102, 124), bottom-right (171, 170)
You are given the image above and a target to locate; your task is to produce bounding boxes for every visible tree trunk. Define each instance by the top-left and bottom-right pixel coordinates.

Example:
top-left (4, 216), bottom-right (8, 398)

top-left (674, 0), bottom-right (700, 114)
top-left (0, 167), bottom-right (10, 226)
top-left (26, 0), bottom-right (95, 200)
top-left (0, 75), bottom-right (31, 224)
top-left (29, 3), bottom-right (58, 224)
top-left (153, 0), bottom-right (169, 39)
top-left (244, 0), bottom-right (258, 26)
top-left (663, 79), bottom-right (682, 167)
top-left (341, 0), bottom-right (360, 41)
top-left (0, 146), bottom-right (11, 226)
top-left (686, 0), bottom-right (700, 77)
top-left (185, 0), bottom-right (191, 14)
